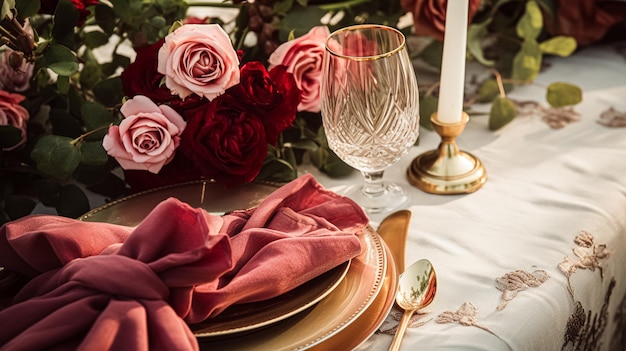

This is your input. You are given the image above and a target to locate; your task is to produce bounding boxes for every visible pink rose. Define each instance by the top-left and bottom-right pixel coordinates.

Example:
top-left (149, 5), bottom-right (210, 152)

top-left (268, 26), bottom-right (329, 113)
top-left (0, 91), bottom-right (29, 150)
top-left (157, 24), bottom-right (240, 101)
top-left (103, 95), bottom-right (186, 174)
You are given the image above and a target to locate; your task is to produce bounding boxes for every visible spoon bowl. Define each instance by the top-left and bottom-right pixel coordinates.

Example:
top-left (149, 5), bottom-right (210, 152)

top-left (388, 259), bottom-right (437, 351)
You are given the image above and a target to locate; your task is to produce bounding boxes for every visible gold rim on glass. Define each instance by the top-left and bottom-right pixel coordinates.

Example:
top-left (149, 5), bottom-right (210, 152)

top-left (325, 24), bottom-right (406, 61)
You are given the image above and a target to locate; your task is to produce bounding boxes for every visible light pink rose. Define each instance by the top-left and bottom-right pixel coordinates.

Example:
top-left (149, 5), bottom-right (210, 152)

top-left (103, 95), bottom-right (186, 174)
top-left (0, 90), bottom-right (29, 151)
top-left (268, 26), bottom-right (329, 113)
top-left (157, 24), bottom-right (240, 101)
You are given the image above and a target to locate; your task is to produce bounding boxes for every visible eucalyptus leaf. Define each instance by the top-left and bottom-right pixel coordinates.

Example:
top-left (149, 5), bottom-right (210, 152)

top-left (516, 0), bottom-right (543, 40)
top-left (44, 44), bottom-right (79, 76)
top-left (284, 139), bottom-right (319, 152)
top-left (56, 184), bottom-right (90, 218)
top-left (1, 0), bottom-right (15, 20)
top-left (0, 125), bottom-right (23, 149)
top-left (4, 195), bottom-right (36, 221)
top-left (418, 39), bottom-right (443, 70)
top-left (79, 59), bottom-right (103, 90)
top-left (489, 96), bottom-right (517, 130)
top-left (31, 135), bottom-right (81, 180)
top-left (546, 82), bottom-right (582, 107)
top-left (49, 108), bottom-right (82, 138)
top-left (15, 0), bottom-right (39, 18)
top-left (467, 21), bottom-right (495, 66)
top-left (477, 79), bottom-right (501, 103)
top-left (95, 4), bottom-right (117, 34)
top-left (419, 95), bottom-right (437, 131)
top-left (80, 141), bottom-right (109, 166)
top-left (57, 74), bottom-right (70, 94)
top-left (539, 36), bottom-right (577, 57)
top-left (320, 147), bottom-right (353, 177)
top-left (93, 77), bottom-right (124, 107)
top-left (512, 39), bottom-right (542, 82)
top-left (83, 31), bottom-right (110, 49)
top-left (52, 0), bottom-right (79, 41)
top-left (81, 101), bottom-right (113, 131)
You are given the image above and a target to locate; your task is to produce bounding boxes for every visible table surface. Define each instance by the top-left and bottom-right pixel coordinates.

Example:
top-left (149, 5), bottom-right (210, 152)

top-left (294, 44), bottom-right (626, 351)
top-left (35, 40), bottom-right (626, 350)
top-left (301, 42), bottom-right (626, 351)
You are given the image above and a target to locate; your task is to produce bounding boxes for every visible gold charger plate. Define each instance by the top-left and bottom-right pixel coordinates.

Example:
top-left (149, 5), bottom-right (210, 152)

top-left (80, 180), bottom-right (387, 349)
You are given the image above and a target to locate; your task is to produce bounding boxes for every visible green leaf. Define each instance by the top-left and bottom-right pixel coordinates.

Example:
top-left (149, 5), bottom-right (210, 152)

top-left (467, 20), bottom-right (495, 66)
top-left (321, 147), bottom-right (354, 177)
top-left (83, 31), bottom-right (110, 49)
top-left (79, 59), bottom-right (103, 90)
top-left (80, 141), bottom-right (110, 166)
top-left (418, 39), bottom-right (443, 70)
top-left (516, 0), bottom-right (543, 40)
top-left (1, 0), bottom-right (15, 20)
top-left (419, 95), bottom-right (437, 131)
top-left (44, 44), bottom-right (79, 76)
top-left (31, 135), bottom-right (81, 180)
top-left (539, 36), bottom-right (577, 57)
top-left (81, 101), bottom-right (113, 131)
top-left (512, 39), bottom-right (542, 82)
top-left (108, 0), bottom-right (132, 22)
top-left (546, 82), bottom-right (582, 107)
top-left (95, 4), bottom-right (117, 35)
top-left (52, 0), bottom-right (79, 41)
top-left (93, 77), bottom-right (124, 107)
top-left (279, 4), bottom-right (328, 41)
top-left (489, 96), bottom-right (517, 130)
top-left (56, 74), bottom-right (70, 94)
top-left (477, 79), bottom-right (511, 103)
top-left (4, 195), bottom-right (36, 221)
top-left (56, 184), bottom-right (90, 218)
top-left (49, 108), bottom-right (83, 137)
top-left (15, 0), bottom-right (39, 18)
top-left (0, 125), bottom-right (22, 148)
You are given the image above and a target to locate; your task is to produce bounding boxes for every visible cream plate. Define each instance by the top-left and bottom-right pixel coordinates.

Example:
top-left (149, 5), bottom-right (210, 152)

top-left (80, 180), bottom-right (386, 350)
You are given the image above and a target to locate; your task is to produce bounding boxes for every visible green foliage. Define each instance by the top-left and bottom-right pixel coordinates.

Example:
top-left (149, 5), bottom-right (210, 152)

top-left (489, 96), bottom-right (517, 130)
top-left (546, 82), bottom-right (582, 107)
top-left (31, 135), bottom-right (81, 180)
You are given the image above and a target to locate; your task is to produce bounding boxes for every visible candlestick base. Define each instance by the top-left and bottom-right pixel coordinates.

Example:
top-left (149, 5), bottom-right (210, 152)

top-left (407, 112), bottom-right (487, 194)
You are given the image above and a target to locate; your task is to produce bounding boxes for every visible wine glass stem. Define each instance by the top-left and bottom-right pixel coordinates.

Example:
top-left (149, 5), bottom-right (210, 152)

top-left (361, 171), bottom-right (386, 197)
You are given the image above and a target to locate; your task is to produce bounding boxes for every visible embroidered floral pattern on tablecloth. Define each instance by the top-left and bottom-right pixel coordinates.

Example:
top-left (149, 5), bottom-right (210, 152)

top-left (435, 302), bottom-right (498, 336)
top-left (597, 107), bottom-right (626, 127)
top-left (558, 230), bottom-right (611, 297)
top-left (377, 309), bottom-right (431, 335)
top-left (495, 269), bottom-right (550, 311)
top-left (514, 100), bottom-right (581, 129)
top-left (562, 278), bottom-right (615, 351)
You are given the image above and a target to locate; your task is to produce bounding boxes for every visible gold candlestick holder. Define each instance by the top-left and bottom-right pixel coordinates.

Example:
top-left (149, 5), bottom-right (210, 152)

top-left (407, 112), bottom-right (487, 194)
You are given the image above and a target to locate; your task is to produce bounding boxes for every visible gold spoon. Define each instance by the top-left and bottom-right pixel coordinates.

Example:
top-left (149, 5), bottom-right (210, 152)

top-left (388, 259), bottom-right (437, 351)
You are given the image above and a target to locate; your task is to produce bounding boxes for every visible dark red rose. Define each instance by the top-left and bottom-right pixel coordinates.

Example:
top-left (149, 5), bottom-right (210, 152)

top-left (229, 62), bottom-right (301, 144)
top-left (546, 0), bottom-right (626, 46)
top-left (400, 0), bottom-right (481, 41)
top-left (39, 0), bottom-right (99, 26)
top-left (120, 39), bottom-right (203, 116)
top-left (179, 94), bottom-right (269, 187)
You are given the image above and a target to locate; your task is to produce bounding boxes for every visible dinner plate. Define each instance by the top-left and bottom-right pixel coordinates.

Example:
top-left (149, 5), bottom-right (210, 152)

top-left (80, 179), bottom-right (387, 350)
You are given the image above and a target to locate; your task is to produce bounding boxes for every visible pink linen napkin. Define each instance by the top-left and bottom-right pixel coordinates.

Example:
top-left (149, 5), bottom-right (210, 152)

top-left (0, 174), bottom-right (368, 350)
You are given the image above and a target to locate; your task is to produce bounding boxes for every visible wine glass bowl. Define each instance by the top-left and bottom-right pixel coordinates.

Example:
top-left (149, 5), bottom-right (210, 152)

top-left (320, 24), bottom-right (420, 213)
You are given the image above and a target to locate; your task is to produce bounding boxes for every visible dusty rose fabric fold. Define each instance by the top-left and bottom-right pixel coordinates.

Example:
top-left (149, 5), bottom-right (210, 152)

top-left (0, 174), bottom-right (368, 350)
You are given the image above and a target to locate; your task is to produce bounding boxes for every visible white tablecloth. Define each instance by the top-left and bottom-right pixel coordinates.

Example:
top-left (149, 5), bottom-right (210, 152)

top-left (303, 42), bottom-right (626, 350)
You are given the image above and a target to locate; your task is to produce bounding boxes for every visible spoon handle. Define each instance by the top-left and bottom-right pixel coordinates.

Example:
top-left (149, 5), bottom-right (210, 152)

top-left (388, 309), bottom-right (414, 351)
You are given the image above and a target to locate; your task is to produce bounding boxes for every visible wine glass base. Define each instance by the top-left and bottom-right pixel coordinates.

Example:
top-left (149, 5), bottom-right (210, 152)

top-left (343, 182), bottom-right (410, 214)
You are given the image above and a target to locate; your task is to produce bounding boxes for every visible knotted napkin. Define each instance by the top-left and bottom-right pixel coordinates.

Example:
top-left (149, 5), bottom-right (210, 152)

top-left (0, 174), bottom-right (367, 350)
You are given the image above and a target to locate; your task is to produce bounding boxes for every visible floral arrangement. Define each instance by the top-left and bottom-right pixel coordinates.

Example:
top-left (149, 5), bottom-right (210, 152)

top-left (0, 0), bottom-right (624, 223)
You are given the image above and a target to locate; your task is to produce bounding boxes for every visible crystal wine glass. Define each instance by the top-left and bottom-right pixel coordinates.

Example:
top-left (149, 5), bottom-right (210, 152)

top-left (320, 24), bottom-right (420, 213)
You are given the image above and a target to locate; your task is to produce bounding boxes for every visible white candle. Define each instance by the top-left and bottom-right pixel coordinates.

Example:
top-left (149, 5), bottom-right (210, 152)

top-left (437, 0), bottom-right (469, 123)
